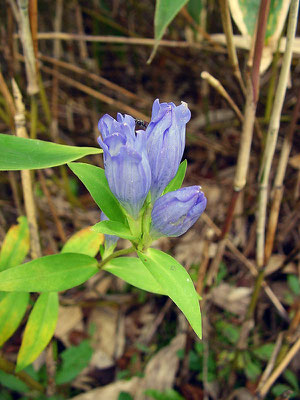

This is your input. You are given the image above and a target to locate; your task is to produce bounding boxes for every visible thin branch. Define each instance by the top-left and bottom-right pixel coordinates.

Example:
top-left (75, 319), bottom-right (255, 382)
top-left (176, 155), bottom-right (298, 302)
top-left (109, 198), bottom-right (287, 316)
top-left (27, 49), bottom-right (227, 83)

top-left (257, 0), bottom-right (299, 268)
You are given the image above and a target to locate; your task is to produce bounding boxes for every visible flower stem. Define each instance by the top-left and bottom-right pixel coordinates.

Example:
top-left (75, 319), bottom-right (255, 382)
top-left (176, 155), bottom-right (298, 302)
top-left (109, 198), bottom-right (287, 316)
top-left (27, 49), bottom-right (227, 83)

top-left (98, 245), bottom-right (135, 269)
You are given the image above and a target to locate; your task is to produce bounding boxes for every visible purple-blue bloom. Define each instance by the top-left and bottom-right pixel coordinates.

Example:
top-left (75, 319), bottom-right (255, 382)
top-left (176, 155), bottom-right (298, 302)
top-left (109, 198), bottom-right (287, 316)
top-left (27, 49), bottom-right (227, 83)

top-left (146, 99), bottom-right (191, 201)
top-left (98, 113), bottom-right (151, 219)
top-left (100, 212), bottom-right (119, 249)
top-left (150, 186), bottom-right (207, 238)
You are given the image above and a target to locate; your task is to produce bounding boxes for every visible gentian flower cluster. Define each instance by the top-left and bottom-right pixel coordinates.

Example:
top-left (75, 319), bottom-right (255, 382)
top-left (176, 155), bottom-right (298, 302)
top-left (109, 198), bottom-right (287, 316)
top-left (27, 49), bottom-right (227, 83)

top-left (98, 99), bottom-right (206, 247)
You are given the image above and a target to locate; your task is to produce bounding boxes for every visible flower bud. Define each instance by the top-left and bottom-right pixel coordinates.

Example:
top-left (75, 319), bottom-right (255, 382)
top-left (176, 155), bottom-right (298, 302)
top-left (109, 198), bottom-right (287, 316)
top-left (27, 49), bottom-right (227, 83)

top-left (146, 99), bottom-right (191, 201)
top-left (150, 186), bottom-right (207, 238)
top-left (100, 212), bottom-right (119, 249)
top-left (98, 113), bottom-right (151, 219)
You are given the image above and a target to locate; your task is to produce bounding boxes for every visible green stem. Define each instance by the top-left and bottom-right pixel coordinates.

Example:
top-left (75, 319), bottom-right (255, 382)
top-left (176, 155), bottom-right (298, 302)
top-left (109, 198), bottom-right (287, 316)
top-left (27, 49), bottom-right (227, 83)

top-left (30, 94), bottom-right (38, 139)
top-left (98, 245), bottom-right (135, 269)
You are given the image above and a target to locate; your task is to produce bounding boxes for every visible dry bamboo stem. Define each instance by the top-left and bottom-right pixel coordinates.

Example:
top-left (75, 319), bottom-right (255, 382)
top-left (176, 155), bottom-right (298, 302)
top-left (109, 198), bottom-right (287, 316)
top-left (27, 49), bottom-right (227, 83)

top-left (39, 53), bottom-right (143, 103)
top-left (265, 86), bottom-right (300, 262)
top-left (51, 0), bottom-right (63, 141)
top-left (257, 336), bottom-right (300, 398)
top-left (12, 79), bottom-right (41, 259)
top-left (201, 71), bottom-right (244, 123)
top-left (74, 0), bottom-right (88, 60)
top-left (41, 65), bottom-right (149, 121)
top-left (257, 0), bottom-right (299, 268)
top-left (218, 0), bottom-right (245, 94)
top-left (16, 0), bottom-right (38, 94)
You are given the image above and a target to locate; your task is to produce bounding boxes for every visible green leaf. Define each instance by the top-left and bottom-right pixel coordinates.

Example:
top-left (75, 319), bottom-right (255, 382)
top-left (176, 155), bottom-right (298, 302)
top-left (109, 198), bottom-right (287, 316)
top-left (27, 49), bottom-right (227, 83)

top-left (287, 274), bottom-right (300, 295)
top-left (229, 0), bottom-right (290, 40)
top-left (163, 160), bottom-right (187, 194)
top-left (0, 253), bottom-right (98, 292)
top-left (271, 384), bottom-right (294, 397)
top-left (16, 292), bottom-right (59, 371)
top-left (55, 340), bottom-right (93, 384)
top-left (187, 0), bottom-right (204, 25)
top-left (149, 0), bottom-right (189, 62)
top-left (92, 220), bottom-right (135, 240)
top-left (68, 162), bottom-right (126, 224)
top-left (0, 216), bottom-right (30, 271)
top-left (283, 369), bottom-right (299, 391)
top-left (244, 351), bottom-right (261, 381)
top-left (252, 343), bottom-right (275, 361)
top-left (62, 227), bottom-right (104, 257)
top-left (0, 370), bottom-right (29, 392)
top-left (0, 134), bottom-right (102, 171)
top-left (104, 257), bottom-right (166, 295)
top-left (0, 292), bottom-right (29, 346)
top-left (137, 248), bottom-right (202, 338)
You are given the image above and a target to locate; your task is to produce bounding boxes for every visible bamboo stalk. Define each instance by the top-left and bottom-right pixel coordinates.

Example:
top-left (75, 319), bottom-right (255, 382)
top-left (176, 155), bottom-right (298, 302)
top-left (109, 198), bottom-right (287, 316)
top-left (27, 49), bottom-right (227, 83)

top-left (201, 71), bottom-right (244, 123)
top-left (265, 87), bottom-right (300, 263)
top-left (12, 79), bottom-right (41, 259)
top-left (257, 0), bottom-right (299, 268)
top-left (218, 0), bottom-right (245, 93)
top-left (257, 336), bottom-right (300, 398)
top-left (16, 0), bottom-right (39, 94)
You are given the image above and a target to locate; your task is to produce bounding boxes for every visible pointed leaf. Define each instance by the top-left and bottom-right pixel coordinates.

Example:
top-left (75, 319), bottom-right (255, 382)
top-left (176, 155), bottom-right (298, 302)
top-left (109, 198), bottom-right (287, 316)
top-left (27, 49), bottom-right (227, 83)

top-left (0, 216), bottom-right (30, 271)
top-left (0, 253), bottom-right (98, 292)
top-left (92, 221), bottom-right (136, 240)
top-left (0, 134), bottom-right (102, 171)
top-left (16, 292), bottom-right (59, 371)
top-left (149, 0), bottom-right (188, 62)
top-left (137, 248), bottom-right (202, 338)
top-left (62, 227), bottom-right (104, 257)
top-left (104, 257), bottom-right (166, 295)
top-left (68, 162), bottom-right (126, 224)
top-left (163, 160), bottom-right (187, 194)
top-left (0, 292), bottom-right (29, 346)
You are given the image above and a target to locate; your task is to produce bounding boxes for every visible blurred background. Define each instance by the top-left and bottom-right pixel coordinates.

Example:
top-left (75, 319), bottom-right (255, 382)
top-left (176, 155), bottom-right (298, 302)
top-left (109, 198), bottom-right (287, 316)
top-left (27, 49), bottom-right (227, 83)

top-left (0, 1), bottom-right (300, 399)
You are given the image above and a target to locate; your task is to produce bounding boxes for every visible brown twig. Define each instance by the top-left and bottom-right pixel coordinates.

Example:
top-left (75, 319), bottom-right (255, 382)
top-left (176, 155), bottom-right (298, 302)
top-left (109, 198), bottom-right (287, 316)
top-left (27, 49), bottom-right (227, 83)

top-left (41, 64), bottom-right (150, 121)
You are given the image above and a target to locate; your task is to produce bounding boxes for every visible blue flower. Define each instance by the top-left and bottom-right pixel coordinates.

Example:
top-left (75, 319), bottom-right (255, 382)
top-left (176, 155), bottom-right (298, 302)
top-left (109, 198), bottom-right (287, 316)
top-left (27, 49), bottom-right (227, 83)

top-left (146, 99), bottom-right (191, 201)
top-left (98, 113), bottom-right (151, 219)
top-left (100, 212), bottom-right (119, 249)
top-left (150, 186), bottom-right (207, 238)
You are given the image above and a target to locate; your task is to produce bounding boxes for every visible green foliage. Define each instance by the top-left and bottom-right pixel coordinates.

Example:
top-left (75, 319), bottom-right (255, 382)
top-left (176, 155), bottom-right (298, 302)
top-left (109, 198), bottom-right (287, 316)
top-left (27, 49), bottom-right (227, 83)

top-left (144, 389), bottom-right (184, 400)
top-left (0, 292), bottom-right (29, 346)
top-left (252, 343), bottom-right (275, 361)
top-left (216, 320), bottom-right (240, 345)
top-left (138, 248), bottom-right (202, 339)
top-left (118, 393), bottom-right (134, 400)
top-left (104, 257), bottom-right (166, 295)
top-left (16, 293), bottom-right (59, 372)
top-left (61, 227), bottom-right (104, 257)
top-left (0, 134), bottom-right (101, 171)
top-left (68, 162), bottom-right (126, 224)
top-left (287, 274), bottom-right (300, 295)
top-left (0, 253), bottom-right (98, 292)
top-left (55, 340), bottom-right (93, 384)
top-left (163, 160), bottom-right (187, 194)
top-left (0, 216), bottom-right (29, 271)
top-left (187, 0), bottom-right (204, 25)
top-left (93, 220), bottom-right (136, 240)
top-left (0, 370), bottom-right (29, 393)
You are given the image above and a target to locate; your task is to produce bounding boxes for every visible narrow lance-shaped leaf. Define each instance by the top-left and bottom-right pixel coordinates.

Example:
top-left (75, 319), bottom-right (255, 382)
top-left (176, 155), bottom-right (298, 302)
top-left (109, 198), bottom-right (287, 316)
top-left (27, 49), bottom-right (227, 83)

top-left (149, 0), bottom-right (189, 62)
top-left (0, 292), bottom-right (29, 346)
top-left (0, 134), bottom-right (102, 171)
top-left (0, 253), bottom-right (98, 292)
top-left (16, 292), bottom-right (59, 372)
top-left (61, 227), bottom-right (104, 257)
top-left (104, 257), bottom-right (166, 295)
top-left (68, 162), bottom-right (126, 224)
top-left (138, 248), bottom-right (202, 339)
top-left (0, 216), bottom-right (30, 271)
top-left (163, 160), bottom-right (187, 194)
top-left (92, 220), bottom-right (136, 241)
